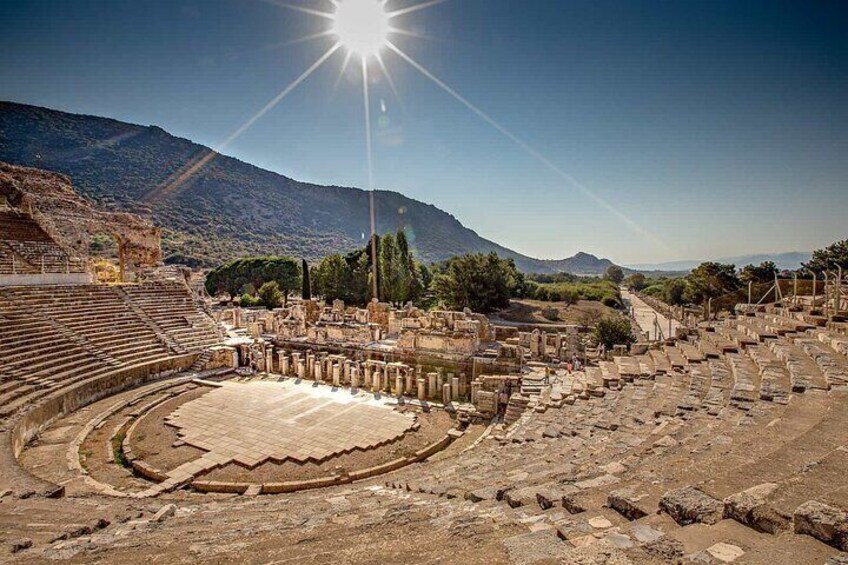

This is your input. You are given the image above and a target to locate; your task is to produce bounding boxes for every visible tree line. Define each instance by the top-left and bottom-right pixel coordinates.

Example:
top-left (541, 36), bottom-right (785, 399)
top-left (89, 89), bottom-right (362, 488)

top-left (631, 239), bottom-right (848, 310)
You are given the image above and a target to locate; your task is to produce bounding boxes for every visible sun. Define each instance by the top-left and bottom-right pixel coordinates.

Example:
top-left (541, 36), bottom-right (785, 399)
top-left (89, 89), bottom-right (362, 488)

top-left (332, 0), bottom-right (390, 58)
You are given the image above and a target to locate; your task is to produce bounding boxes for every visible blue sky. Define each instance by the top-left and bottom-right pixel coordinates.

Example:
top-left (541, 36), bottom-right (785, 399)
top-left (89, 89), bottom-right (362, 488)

top-left (1, 0), bottom-right (846, 264)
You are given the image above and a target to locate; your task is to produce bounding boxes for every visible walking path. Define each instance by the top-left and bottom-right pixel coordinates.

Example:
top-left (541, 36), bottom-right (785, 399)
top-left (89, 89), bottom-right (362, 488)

top-left (621, 288), bottom-right (680, 341)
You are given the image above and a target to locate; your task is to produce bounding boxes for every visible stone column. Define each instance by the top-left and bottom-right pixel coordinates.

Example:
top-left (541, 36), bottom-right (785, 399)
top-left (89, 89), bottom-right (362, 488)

top-left (291, 352), bottom-right (301, 377)
top-left (404, 370), bottom-right (413, 396)
top-left (280, 352), bottom-right (290, 376)
top-left (451, 376), bottom-right (460, 401)
top-left (395, 375), bottom-right (404, 398)
top-left (442, 382), bottom-right (452, 405)
top-left (428, 372), bottom-right (438, 400)
top-left (471, 381), bottom-right (480, 404)
top-left (297, 357), bottom-right (305, 379)
top-left (306, 353), bottom-right (315, 379)
top-left (332, 362), bottom-right (341, 387)
top-left (351, 365), bottom-right (359, 390)
top-left (372, 368), bottom-right (383, 393)
top-left (364, 363), bottom-right (373, 388)
top-left (314, 360), bottom-right (322, 382)
top-left (417, 377), bottom-right (426, 401)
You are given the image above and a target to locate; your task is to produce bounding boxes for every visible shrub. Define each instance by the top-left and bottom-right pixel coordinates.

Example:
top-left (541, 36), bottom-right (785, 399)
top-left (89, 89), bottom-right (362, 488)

top-left (594, 316), bottom-right (634, 349)
top-left (240, 293), bottom-right (261, 307)
top-left (258, 281), bottom-right (283, 309)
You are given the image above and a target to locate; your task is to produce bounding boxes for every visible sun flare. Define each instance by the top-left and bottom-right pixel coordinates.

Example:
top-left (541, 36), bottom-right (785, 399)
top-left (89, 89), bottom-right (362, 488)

top-left (332, 0), bottom-right (390, 58)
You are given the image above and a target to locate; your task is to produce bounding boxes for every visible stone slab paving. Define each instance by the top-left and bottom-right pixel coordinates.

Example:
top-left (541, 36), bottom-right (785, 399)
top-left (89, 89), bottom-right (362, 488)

top-left (623, 288), bottom-right (680, 341)
top-left (165, 380), bottom-right (416, 469)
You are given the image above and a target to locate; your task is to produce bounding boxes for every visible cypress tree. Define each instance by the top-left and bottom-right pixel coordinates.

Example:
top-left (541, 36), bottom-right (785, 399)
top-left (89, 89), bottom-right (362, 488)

top-left (301, 258), bottom-right (311, 300)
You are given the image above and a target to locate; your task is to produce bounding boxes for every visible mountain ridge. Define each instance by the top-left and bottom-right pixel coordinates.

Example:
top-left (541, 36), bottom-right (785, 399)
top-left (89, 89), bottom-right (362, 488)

top-left (0, 101), bottom-right (617, 274)
top-left (627, 251), bottom-right (812, 273)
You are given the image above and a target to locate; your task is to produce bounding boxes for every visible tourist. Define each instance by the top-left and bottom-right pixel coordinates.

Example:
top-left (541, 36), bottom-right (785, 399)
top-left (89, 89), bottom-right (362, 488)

top-left (497, 386), bottom-right (509, 418)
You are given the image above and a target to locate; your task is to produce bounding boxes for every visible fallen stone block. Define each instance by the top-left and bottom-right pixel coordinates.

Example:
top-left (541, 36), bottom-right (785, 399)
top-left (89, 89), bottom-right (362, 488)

top-left (659, 486), bottom-right (723, 526)
top-left (794, 500), bottom-right (848, 550)
top-left (607, 487), bottom-right (649, 520)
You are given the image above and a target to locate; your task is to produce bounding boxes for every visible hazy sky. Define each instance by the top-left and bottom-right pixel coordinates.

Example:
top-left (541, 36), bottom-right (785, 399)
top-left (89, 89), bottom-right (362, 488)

top-left (1, 0), bottom-right (846, 264)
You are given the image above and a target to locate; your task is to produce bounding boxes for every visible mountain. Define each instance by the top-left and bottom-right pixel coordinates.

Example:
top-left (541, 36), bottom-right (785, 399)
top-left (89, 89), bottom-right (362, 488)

top-left (535, 252), bottom-right (617, 276)
top-left (627, 251), bottom-right (812, 273)
top-left (0, 101), bottom-right (618, 275)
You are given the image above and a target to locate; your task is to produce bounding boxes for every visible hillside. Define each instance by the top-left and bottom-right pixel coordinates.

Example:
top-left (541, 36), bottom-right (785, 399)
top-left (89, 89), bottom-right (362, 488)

top-left (0, 101), bottom-right (616, 274)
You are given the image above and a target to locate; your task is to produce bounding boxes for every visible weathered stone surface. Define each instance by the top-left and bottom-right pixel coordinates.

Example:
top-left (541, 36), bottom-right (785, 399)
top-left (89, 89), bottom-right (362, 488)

top-left (630, 524), bottom-right (664, 544)
top-left (505, 486), bottom-right (539, 508)
top-left (659, 486), bottom-right (723, 526)
top-left (9, 538), bottom-right (32, 554)
top-left (793, 500), bottom-right (848, 550)
top-left (502, 529), bottom-right (571, 565)
top-left (722, 483), bottom-right (789, 534)
top-left (535, 484), bottom-right (580, 510)
top-left (588, 515), bottom-right (613, 529)
top-left (607, 487), bottom-right (649, 520)
top-left (153, 503), bottom-right (177, 523)
top-left (642, 536), bottom-right (685, 561)
top-left (464, 486), bottom-right (502, 503)
top-left (705, 542), bottom-right (745, 563)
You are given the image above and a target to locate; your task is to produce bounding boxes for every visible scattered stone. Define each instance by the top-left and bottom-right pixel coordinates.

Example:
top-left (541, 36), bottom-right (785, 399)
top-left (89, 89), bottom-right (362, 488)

top-left (630, 524), bottom-right (664, 544)
top-left (794, 500), bottom-right (848, 550)
top-left (9, 538), bottom-right (32, 554)
top-left (601, 461), bottom-right (627, 475)
top-left (588, 515), bottom-right (613, 529)
top-left (660, 486), bottom-right (723, 526)
top-left (705, 542), bottom-right (745, 563)
top-left (605, 532), bottom-right (634, 550)
top-left (153, 503), bottom-right (177, 523)
top-left (653, 435), bottom-right (679, 449)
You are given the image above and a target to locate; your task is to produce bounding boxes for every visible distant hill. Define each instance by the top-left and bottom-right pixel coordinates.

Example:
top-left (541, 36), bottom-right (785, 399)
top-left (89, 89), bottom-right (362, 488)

top-left (0, 101), bottom-right (620, 274)
top-left (627, 251), bottom-right (812, 273)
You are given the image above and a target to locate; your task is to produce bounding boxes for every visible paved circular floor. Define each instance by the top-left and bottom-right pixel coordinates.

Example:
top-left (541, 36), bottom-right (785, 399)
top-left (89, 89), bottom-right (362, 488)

top-left (164, 379), bottom-right (416, 468)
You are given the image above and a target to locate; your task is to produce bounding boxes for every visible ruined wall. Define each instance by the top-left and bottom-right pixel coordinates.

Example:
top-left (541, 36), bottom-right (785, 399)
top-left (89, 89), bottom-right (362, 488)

top-left (0, 162), bottom-right (161, 275)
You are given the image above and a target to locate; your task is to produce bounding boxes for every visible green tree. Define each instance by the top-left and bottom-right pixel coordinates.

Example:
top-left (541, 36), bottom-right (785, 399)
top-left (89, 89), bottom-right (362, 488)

top-left (803, 239), bottom-right (848, 274)
top-left (604, 265), bottom-right (625, 284)
top-left (258, 281), bottom-right (283, 309)
top-left (625, 272), bottom-right (647, 291)
top-left (739, 261), bottom-right (778, 284)
top-left (205, 256), bottom-right (301, 303)
top-left (431, 252), bottom-right (520, 313)
top-left (594, 316), bottom-right (634, 349)
top-left (665, 278), bottom-right (688, 306)
top-left (685, 262), bottom-right (741, 304)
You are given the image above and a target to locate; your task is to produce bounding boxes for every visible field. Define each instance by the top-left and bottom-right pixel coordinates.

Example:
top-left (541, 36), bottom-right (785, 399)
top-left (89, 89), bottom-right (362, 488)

top-left (492, 298), bottom-right (620, 326)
